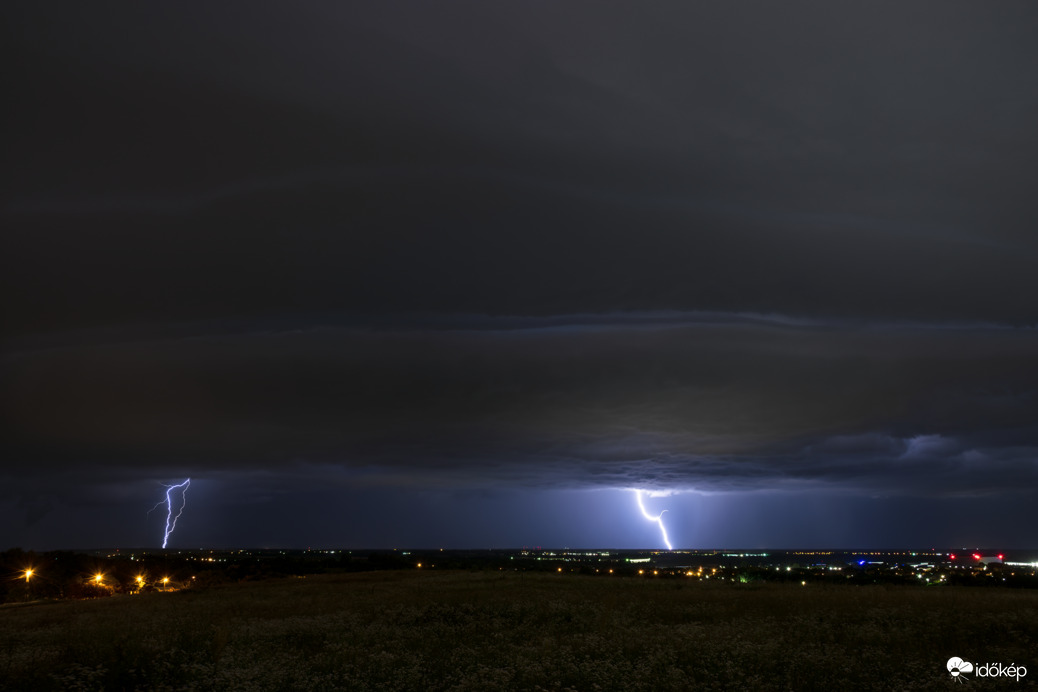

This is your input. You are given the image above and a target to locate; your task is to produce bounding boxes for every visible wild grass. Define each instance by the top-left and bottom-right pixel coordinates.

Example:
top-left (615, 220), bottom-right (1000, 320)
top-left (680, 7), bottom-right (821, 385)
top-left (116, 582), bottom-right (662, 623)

top-left (2, 571), bottom-right (1036, 690)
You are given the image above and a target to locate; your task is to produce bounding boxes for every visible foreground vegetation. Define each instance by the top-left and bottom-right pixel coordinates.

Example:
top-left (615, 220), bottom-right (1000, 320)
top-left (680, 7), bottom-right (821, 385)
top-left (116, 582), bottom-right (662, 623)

top-left (2, 570), bottom-right (1036, 690)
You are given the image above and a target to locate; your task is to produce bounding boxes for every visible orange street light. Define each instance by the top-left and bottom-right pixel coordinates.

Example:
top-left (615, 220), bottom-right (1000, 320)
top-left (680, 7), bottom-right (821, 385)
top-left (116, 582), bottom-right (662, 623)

top-left (24, 568), bottom-right (34, 582)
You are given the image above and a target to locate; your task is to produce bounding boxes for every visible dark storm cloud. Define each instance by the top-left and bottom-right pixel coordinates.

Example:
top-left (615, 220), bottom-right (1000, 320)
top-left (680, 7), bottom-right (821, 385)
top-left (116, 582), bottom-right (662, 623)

top-left (5, 165), bottom-right (1038, 341)
top-left (4, 315), bottom-right (1036, 507)
top-left (6, 1), bottom-right (1038, 328)
top-left (3, 2), bottom-right (1037, 545)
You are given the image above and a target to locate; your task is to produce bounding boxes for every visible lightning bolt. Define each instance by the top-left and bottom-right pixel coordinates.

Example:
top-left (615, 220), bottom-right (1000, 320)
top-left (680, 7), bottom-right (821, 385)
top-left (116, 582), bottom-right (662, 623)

top-left (148, 479), bottom-right (191, 548)
top-left (635, 489), bottom-right (673, 550)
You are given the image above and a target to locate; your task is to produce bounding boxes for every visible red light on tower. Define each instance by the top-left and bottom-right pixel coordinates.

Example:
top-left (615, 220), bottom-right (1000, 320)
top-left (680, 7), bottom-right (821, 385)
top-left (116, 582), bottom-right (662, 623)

top-left (972, 553), bottom-right (982, 561)
top-left (950, 554), bottom-right (956, 560)
top-left (997, 554), bottom-right (1004, 561)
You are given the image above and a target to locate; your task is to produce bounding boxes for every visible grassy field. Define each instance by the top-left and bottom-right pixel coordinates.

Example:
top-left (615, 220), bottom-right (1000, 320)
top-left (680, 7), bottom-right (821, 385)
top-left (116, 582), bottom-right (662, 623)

top-left (2, 570), bottom-right (1036, 690)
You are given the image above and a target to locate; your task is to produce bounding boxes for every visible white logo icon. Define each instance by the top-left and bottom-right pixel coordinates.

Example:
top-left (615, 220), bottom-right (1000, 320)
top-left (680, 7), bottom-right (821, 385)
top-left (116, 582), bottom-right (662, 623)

top-left (947, 657), bottom-right (973, 682)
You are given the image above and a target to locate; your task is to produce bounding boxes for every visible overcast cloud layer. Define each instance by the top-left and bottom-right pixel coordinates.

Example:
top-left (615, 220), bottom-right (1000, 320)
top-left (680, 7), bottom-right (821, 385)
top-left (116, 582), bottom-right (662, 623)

top-left (3, 2), bottom-right (1037, 549)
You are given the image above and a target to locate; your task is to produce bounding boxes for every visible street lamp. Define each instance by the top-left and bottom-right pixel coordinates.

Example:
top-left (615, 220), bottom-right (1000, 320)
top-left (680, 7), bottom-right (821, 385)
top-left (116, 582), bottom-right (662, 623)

top-left (24, 568), bottom-right (33, 582)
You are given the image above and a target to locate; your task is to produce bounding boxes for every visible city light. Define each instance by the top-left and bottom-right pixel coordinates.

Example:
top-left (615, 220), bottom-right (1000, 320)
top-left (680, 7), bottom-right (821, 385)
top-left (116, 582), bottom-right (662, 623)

top-left (6, 547), bottom-right (1032, 610)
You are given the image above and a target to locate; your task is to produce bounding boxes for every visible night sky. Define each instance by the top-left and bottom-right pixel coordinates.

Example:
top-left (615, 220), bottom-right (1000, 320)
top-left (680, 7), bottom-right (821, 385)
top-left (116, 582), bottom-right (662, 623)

top-left (4, 2), bottom-right (1038, 550)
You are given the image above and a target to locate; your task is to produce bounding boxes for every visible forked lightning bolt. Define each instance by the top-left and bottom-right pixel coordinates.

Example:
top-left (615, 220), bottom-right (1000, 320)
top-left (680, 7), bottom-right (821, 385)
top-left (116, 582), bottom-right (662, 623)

top-left (635, 489), bottom-right (673, 550)
top-left (148, 479), bottom-right (191, 548)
